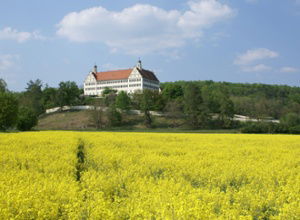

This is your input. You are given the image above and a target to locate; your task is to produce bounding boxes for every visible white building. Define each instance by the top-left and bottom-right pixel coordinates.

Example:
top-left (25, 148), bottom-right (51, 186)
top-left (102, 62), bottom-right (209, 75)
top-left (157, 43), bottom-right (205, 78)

top-left (84, 60), bottom-right (160, 96)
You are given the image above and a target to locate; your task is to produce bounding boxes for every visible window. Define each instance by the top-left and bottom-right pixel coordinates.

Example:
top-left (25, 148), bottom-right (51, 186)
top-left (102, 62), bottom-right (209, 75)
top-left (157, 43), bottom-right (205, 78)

top-left (129, 78), bottom-right (141, 82)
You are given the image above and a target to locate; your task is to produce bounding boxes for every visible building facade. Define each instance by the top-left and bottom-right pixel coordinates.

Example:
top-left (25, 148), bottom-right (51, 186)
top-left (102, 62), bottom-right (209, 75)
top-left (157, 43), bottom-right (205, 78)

top-left (84, 61), bottom-right (160, 96)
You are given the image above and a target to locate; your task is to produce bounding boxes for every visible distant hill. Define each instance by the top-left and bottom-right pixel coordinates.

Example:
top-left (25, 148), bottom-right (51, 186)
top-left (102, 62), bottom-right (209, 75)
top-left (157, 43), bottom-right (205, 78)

top-left (161, 80), bottom-right (300, 120)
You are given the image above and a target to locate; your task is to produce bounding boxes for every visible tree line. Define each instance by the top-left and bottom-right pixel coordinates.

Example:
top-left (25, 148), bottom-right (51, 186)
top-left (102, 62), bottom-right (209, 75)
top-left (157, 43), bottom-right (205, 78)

top-left (0, 79), bottom-right (83, 131)
top-left (161, 81), bottom-right (300, 133)
top-left (1, 78), bottom-right (300, 133)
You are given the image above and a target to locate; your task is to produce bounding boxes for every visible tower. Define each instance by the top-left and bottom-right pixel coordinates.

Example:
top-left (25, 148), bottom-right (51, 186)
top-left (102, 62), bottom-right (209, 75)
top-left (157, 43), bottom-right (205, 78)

top-left (93, 64), bottom-right (98, 73)
top-left (136, 59), bottom-right (142, 70)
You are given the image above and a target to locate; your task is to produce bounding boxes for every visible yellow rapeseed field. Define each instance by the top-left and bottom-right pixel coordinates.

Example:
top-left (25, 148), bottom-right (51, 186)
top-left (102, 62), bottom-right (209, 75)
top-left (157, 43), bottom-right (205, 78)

top-left (0, 132), bottom-right (299, 219)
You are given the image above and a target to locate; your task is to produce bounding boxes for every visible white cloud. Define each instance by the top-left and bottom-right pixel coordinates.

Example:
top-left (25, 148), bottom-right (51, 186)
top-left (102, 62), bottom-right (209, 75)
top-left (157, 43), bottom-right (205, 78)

top-left (0, 54), bottom-right (19, 71)
top-left (241, 64), bottom-right (272, 72)
top-left (280, 67), bottom-right (298, 73)
top-left (57, 0), bottom-right (235, 55)
top-left (0, 27), bottom-right (44, 43)
top-left (234, 48), bottom-right (278, 73)
top-left (234, 48), bottom-right (279, 65)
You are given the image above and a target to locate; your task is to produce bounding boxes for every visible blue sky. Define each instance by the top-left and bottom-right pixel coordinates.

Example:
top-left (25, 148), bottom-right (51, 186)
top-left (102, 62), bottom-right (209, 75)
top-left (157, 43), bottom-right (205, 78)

top-left (0, 0), bottom-right (299, 91)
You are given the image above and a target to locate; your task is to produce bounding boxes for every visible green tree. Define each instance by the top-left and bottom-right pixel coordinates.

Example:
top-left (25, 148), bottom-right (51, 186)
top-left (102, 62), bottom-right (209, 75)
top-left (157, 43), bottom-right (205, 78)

top-left (90, 98), bottom-right (105, 129)
top-left (140, 90), bottom-right (155, 128)
top-left (102, 87), bottom-right (117, 96)
top-left (133, 90), bottom-right (164, 111)
top-left (253, 97), bottom-right (270, 120)
top-left (218, 86), bottom-right (235, 128)
top-left (0, 78), bottom-right (8, 93)
top-left (106, 104), bottom-right (122, 127)
top-left (280, 113), bottom-right (300, 127)
top-left (201, 85), bottom-right (221, 113)
top-left (284, 101), bottom-right (300, 116)
top-left (162, 84), bottom-right (183, 100)
top-left (289, 93), bottom-right (300, 105)
top-left (152, 91), bottom-right (165, 111)
top-left (219, 98), bottom-right (234, 128)
top-left (17, 107), bottom-right (38, 131)
top-left (102, 88), bottom-right (117, 107)
top-left (21, 79), bottom-right (44, 115)
top-left (42, 86), bottom-right (58, 109)
top-left (0, 92), bottom-right (18, 131)
top-left (116, 91), bottom-right (131, 111)
top-left (57, 81), bottom-right (81, 106)
top-left (231, 96), bottom-right (255, 116)
top-left (164, 99), bottom-right (184, 127)
top-left (143, 109), bottom-right (152, 128)
top-left (183, 83), bottom-right (209, 128)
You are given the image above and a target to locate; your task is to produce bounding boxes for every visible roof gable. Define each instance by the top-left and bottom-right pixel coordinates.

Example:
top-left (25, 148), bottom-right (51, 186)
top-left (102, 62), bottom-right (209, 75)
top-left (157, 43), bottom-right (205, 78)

top-left (86, 72), bottom-right (97, 82)
top-left (137, 69), bottom-right (159, 82)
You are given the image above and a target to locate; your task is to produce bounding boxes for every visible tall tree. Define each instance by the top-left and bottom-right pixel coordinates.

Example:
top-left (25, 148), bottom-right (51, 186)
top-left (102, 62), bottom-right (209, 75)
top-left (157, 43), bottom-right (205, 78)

top-left (106, 104), bottom-right (122, 127)
top-left (184, 83), bottom-right (209, 128)
top-left (131, 91), bottom-right (142, 110)
top-left (201, 85), bottom-right (217, 113)
top-left (102, 88), bottom-right (117, 107)
top-left (115, 91), bottom-right (131, 111)
top-left (22, 79), bottom-right (44, 115)
top-left (57, 81), bottom-right (81, 106)
top-left (133, 90), bottom-right (164, 111)
top-left (90, 98), bottom-right (105, 129)
top-left (164, 98), bottom-right (184, 127)
top-left (140, 90), bottom-right (155, 128)
top-left (253, 97), bottom-right (269, 120)
top-left (0, 78), bottom-right (8, 93)
top-left (0, 92), bottom-right (18, 131)
top-left (218, 86), bottom-right (235, 128)
top-left (152, 91), bottom-right (165, 111)
top-left (42, 86), bottom-right (58, 109)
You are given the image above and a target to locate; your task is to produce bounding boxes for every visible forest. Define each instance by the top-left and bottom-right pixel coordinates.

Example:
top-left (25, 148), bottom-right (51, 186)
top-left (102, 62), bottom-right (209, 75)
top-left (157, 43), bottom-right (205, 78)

top-left (1, 78), bottom-right (300, 133)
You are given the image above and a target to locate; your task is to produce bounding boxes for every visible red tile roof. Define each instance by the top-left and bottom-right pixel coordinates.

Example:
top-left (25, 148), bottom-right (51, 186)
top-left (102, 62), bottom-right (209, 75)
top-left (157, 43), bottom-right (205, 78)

top-left (93, 68), bottom-right (159, 82)
top-left (94, 69), bottom-right (133, 81)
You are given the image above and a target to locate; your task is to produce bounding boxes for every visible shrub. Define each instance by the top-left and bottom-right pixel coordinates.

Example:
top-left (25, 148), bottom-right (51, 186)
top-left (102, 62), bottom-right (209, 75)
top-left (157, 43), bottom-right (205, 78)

top-left (289, 125), bottom-right (300, 134)
top-left (17, 107), bottom-right (38, 131)
top-left (280, 113), bottom-right (300, 127)
top-left (241, 122), bottom-right (284, 134)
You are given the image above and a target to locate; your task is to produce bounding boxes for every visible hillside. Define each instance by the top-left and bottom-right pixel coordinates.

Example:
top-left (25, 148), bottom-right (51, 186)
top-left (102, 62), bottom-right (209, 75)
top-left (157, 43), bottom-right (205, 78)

top-left (36, 110), bottom-right (186, 131)
top-left (37, 110), bottom-right (245, 133)
top-left (37, 111), bottom-right (93, 130)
